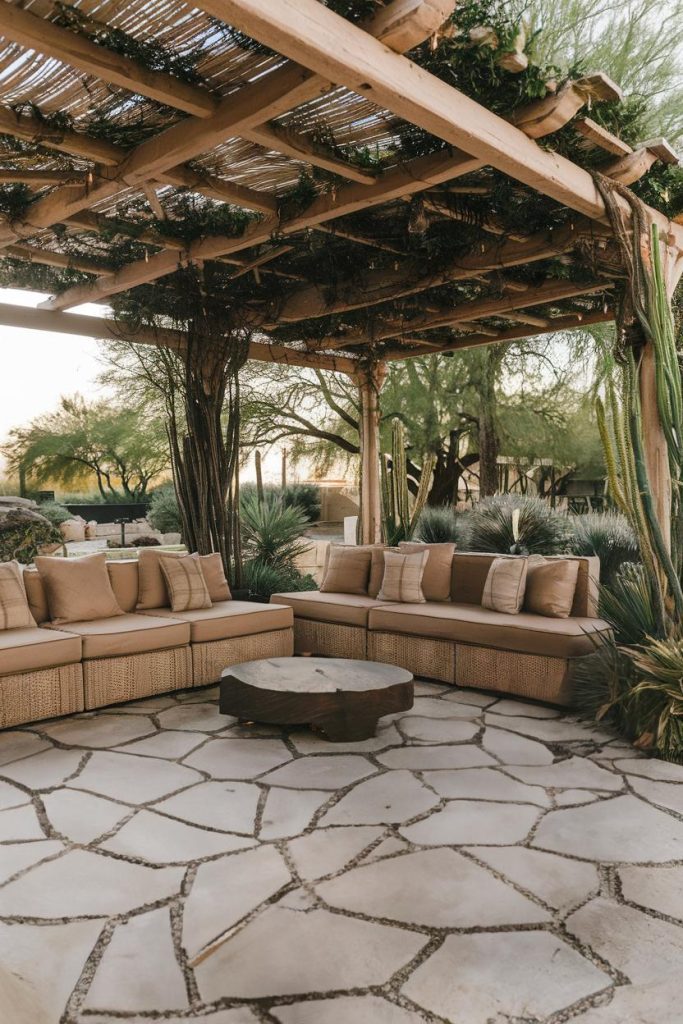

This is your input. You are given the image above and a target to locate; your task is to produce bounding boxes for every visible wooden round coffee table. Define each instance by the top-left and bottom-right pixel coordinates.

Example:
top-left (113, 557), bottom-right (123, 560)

top-left (219, 657), bottom-right (414, 742)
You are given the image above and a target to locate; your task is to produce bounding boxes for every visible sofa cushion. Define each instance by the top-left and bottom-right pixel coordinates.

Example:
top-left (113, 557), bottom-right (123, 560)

top-left (160, 554), bottom-right (211, 612)
top-left (399, 542), bottom-right (455, 602)
top-left (47, 614), bottom-right (190, 660)
top-left (0, 561), bottom-right (36, 630)
top-left (525, 556), bottom-right (580, 618)
top-left (199, 553), bottom-right (231, 602)
top-left (378, 549), bottom-right (428, 603)
top-left (0, 627), bottom-right (81, 675)
top-left (107, 560), bottom-right (139, 613)
top-left (271, 591), bottom-right (386, 628)
top-left (142, 601), bottom-right (292, 643)
top-left (34, 553), bottom-right (123, 625)
top-left (482, 556), bottom-right (528, 614)
top-left (451, 552), bottom-right (599, 617)
top-left (320, 545), bottom-right (372, 595)
top-left (367, 601), bottom-right (611, 659)
top-left (136, 549), bottom-right (185, 609)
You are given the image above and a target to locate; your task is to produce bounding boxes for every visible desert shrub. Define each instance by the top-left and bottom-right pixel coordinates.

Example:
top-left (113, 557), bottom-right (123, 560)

top-left (129, 535), bottom-right (161, 547)
top-left (240, 491), bottom-right (310, 566)
top-left (148, 484), bottom-right (181, 534)
top-left (242, 557), bottom-right (317, 600)
top-left (468, 495), bottom-right (574, 555)
top-left (240, 483), bottom-right (321, 523)
top-left (0, 508), bottom-right (62, 563)
top-left (38, 500), bottom-right (72, 527)
top-left (415, 506), bottom-right (472, 548)
top-left (571, 512), bottom-right (639, 586)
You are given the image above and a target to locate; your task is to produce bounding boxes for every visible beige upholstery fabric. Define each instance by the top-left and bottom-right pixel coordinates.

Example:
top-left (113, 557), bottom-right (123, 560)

top-left (481, 557), bottom-right (528, 614)
top-left (0, 561), bottom-right (36, 630)
top-left (199, 553), bottom-right (231, 602)
top-left (35, 553), bottom-right (123, 625)
top-left (451, 552), bottom-right (598, 616)
top-left (143, 600), bottom-right (292, 643)
top-left (48, 613), bottom-right (190, 660)
top-left (368, 545), bottom-right (389, 598)
top-left (271, 591), bottom-right (385, 628)
top-left (0, 627), bottom-right (81, 675)
top-left (378, 550), bottom-right (428, 603)
top-left (320, 545), bottom-right (372, 595)
top-left (23, 568), bottom-right (49, 625)
top-left (399, 542), bottom-right (455, 602)
top-left (160, 554), bottom-right (211, 612)
top-left (525, 556), bottom-right (580, 618)
top-left (107, 560), bottom-right (139, 613)
top-left (136, 549), bottom-right (185, 609)
top-left (368, 602), bottom-right (611, 659)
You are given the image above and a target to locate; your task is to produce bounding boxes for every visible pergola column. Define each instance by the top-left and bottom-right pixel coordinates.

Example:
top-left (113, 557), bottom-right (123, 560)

top-left (356, 360), bottom-right (387, 544)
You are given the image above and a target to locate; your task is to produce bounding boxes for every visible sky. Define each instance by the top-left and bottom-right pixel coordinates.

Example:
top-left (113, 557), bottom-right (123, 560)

top-left (0, 288), bottom-right (112, 472)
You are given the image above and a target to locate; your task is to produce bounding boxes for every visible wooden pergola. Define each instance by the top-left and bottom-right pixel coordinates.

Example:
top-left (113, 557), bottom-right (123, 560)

top-left (0, 0), bottom-right (682, 545)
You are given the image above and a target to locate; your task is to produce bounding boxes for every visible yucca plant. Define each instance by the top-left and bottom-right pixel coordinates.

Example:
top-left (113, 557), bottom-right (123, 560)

top-left (627, 638), bottom-right (683, 762)
top-left (240, 491), bottom-right (310, 567)
top-left (242, 557), bottom-right (317, 600)
top-left (415, 505), bottom-right (472, 548)
top-left (380, 419), bottom-right (436, 545)
top-left (571, 511), bottom-right (640, 586)
top-left (468, 494), bottom-right (574, 555)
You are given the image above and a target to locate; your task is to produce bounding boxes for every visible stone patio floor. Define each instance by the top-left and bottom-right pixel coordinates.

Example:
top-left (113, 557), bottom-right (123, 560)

top-left (1, 681), bottom-right (682, 1024)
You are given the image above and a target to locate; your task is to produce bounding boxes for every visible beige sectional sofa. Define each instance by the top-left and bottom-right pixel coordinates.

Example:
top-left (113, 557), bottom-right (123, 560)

top-left (0, 560), bottom-right (293, 729)
top-left (273, 552), bottom-right (610, 706)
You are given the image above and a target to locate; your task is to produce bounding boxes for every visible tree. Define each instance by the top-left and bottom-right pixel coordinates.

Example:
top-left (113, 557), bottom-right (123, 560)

top-left (2, 395), bottom-right (168, 500)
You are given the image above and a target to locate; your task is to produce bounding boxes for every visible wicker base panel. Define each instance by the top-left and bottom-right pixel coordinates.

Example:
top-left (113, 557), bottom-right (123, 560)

top-left (0, 663), bottom-right (84, 729)
top-left (368, 631), bottom-right (455, 684)
top-left (84, 646), bottom-right (192, 709)
top-left (455, 644), bottom-right (573, 705)
top-left (192, 628), bottom-right (294, 687)
top-left (294, 619), bottom-right (366, 660)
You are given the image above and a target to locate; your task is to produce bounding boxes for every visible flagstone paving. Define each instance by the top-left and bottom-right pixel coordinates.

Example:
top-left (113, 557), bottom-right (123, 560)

top-left (0, 680), bottom-right (681, 1023)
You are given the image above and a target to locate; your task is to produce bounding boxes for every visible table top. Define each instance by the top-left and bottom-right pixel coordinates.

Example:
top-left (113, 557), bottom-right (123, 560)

top-left (221, 657), bottom-right (413, 694)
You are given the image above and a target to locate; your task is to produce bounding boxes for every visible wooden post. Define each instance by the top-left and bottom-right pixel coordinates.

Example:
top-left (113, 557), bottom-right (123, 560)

top-left (356, 361), bottom-right (387, 544)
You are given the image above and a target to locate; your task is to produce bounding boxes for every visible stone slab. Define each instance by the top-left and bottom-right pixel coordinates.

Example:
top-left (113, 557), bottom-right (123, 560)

top-left (100, 809), bottom-right (256, 863)
top-left (401, 799), bottom-right (539, 846)
top-left (183, 737), bottom-right (292, 779)
top-left (619, 865), bottom-right (683, 921)
top-left (320, 771), bottom-right (440, 826)
top-left (423, 767), bottom-right (549, 806)
top-left (467, 846), bottom-right (600, 911)
top-left (288, 826), bottom-right (383, 881)
top-left (68, 751), bottom-right (202, 804)
top-left (259, 754), bottom-right (376, 790)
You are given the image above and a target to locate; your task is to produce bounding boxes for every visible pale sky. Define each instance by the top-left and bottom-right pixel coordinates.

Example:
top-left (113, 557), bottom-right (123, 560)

top-left (0, 288), bottom-right (112, 471)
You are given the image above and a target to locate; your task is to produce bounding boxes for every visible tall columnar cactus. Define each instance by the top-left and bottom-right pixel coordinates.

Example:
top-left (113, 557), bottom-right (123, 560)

top-left (380, 418), bottom-right (436, 544)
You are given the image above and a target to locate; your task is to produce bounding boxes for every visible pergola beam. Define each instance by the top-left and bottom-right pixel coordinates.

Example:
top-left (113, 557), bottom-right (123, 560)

top-left (210, 0), bottom-right (683, 245)
top-left (0, 302), bottom-right (357, 373)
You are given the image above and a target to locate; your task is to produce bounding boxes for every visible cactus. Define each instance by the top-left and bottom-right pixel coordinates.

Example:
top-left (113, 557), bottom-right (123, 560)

top-left (380, 418), bottom-right (436, 544)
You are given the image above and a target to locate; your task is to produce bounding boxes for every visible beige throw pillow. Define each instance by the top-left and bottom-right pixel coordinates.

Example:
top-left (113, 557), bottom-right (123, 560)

top-left (34, 552), bottom-right (124, 625)
top-left (136, 548), bottom-right (185, 609)
top-left (0, 561), bottom-right (36, 630)
top-left (378, 549), bottom-right (429, 603)
top-left (399, 542), bottom-right (455, 602)
top-left (159, 554), bottom-right (211, 612)
top-left (199, 553), bottom-right (231, 602)
top-left (320, 545), bottom-right (372, 595)
top-left (525, 556), bottom-right (580, 618)
top-left (481, 556), bottom-right (528, 614)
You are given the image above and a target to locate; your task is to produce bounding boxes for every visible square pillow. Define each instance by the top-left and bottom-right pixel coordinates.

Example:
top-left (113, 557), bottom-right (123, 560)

top-left (198, 553), bottom-right (231, 602)
top-left (34, 552), bottom-right (124, 625)
top-left (399, 541), bottom-right (455, 602)
top-left (136, 548), bottom-right (185, 609)
top-left (525, 555), bottom-right (579, 618)
top-left (320, 545), bottom-right (372, 595)
top-left (0, 560), bottom-right (36, 630)
top-left (377, 549), bottom-right (429, 603)
top-left (481, 556), bottom-right (527, 615)
top-left (159, 553), bottom-right (211, 612)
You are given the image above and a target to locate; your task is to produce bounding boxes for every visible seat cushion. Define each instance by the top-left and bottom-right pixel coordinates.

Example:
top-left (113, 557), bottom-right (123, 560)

top-left (0, 627), bottom-right (81, 675)
top-left (368, 602), bottom-right (611, 659)
top-left (142, 601), bottom-right (293, 643)
top-left (35, 552), bottom-right (124, 625)
top-left (47, 614), bottom-right (190, 660)
top-left (272, 591), bottom-right (386, 628)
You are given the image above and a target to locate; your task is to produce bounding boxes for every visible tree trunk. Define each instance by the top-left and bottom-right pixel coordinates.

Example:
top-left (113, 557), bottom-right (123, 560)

top-left (357, 361), bottom-right (386, 544)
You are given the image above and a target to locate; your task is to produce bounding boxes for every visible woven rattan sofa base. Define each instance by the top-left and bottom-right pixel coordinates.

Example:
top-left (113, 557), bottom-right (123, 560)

top-left (0, 663), bottom-right (84, 728)
top-left (193, 628), bottom-right (294, 687)
top-left (294, 619), bottom-right (367, 660)
top-left (455, 643), bottom-right (573, 705)
top-left (83, 646), bottom-right (192, 709)
top-left (368, 631), bottom-right (455, 684)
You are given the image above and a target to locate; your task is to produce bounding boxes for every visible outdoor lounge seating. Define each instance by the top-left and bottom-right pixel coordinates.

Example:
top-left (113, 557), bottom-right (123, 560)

top-left (0, 559), bottom-right (293, 729)
top-left (273, 551), bottom-right (610, 705)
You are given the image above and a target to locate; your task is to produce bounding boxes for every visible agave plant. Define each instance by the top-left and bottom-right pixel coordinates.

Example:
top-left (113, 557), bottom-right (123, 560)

top-left (627, 637), bottom-right (683, 761)
top-left (468, 494), bottom-right (573, 555)
top-left (240, 491), bottom-right (310, 567)
top-left (414, 505), bottom-right (472, 548)
top-left (571, 511), bottom-right (640, 586)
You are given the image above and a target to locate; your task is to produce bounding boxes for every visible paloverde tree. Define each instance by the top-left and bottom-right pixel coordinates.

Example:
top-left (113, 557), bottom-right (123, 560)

top-left (2, 394), bottom-right (168, 500)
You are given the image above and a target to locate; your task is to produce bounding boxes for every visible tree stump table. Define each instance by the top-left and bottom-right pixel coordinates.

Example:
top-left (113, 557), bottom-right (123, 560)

top-left (220, 657), bottom-right (414, 742)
